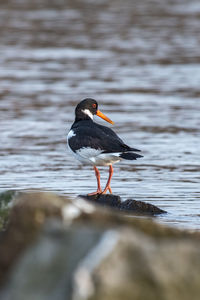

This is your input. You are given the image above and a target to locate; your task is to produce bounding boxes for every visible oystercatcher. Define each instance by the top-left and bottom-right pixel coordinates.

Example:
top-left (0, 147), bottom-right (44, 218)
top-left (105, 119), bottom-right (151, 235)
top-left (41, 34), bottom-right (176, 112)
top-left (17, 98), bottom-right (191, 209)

top-left (67, 98), bottom-right (143, 195)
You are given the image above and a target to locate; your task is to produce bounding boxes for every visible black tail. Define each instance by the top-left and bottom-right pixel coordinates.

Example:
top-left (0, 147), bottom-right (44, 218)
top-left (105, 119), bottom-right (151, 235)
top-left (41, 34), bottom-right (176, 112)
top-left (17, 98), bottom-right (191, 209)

top-left (122, 144), bottom-right (141, 152)
top-left (120, 152), bottom-right (143, 160)
top-left (129, 147), bottom-right (141, 152)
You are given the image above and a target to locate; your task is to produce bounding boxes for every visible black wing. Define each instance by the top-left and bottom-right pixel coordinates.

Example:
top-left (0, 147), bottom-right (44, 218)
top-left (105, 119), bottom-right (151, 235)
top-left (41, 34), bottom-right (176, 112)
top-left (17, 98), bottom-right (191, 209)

top-left (96, 123), bottom-right (141, 152)
top-left (69, 121), bottom-right (141, 154)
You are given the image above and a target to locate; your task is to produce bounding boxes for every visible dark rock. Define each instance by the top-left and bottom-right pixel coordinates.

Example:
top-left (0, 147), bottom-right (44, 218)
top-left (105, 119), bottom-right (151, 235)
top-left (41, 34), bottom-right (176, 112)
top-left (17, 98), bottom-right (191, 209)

top-left (120, 198), bottom-right (166, 215)
top-left (80, 194), bottom-right (121, 208)
top-left (79, 194), bottom-right (166, 215)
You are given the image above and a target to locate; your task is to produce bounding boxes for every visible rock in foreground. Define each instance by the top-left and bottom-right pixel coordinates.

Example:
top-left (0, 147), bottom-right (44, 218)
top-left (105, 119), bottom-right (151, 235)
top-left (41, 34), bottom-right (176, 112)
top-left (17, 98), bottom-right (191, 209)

top-left (0, 191), bottom-right (200, 300)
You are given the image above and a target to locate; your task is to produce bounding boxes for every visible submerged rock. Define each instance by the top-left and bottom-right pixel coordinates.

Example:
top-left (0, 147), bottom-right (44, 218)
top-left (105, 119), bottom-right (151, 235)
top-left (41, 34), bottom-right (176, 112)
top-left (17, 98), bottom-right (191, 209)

top-left (0, 191), bottom-right (200, 300)
top-left (80, 194), bottom-right (166, 215)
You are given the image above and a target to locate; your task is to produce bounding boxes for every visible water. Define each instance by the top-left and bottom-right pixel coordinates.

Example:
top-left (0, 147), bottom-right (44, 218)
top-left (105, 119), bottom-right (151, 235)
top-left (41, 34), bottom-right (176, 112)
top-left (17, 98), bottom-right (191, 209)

top-left (0, 0), bottom-right (199, 229)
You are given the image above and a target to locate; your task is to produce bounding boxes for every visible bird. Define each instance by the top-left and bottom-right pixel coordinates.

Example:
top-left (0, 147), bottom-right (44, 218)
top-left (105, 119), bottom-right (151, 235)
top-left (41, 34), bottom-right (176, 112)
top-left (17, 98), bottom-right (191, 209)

top-left (67, 98), bottom-right (143, 195)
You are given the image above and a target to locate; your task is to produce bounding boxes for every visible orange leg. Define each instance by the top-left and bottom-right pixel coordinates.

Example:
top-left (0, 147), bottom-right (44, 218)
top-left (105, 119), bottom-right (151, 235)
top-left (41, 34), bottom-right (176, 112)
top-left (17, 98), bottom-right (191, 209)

top-left (87, 166), bottom-right (102, 195)
top-left (102, 165), bottom-right (113, 194)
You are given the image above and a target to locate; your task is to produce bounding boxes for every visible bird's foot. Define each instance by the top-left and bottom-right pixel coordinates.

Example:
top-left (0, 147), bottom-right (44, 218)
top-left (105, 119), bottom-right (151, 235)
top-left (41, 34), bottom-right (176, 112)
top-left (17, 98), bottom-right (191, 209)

top-left (87, 189), bottom-right (102, 196)
top-left (102, 185), bottom-right (112, 194)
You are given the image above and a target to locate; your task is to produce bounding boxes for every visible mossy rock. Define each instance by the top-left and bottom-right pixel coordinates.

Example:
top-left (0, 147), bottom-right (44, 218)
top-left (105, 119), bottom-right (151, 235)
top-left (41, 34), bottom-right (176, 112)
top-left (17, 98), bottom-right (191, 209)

top-left (0, 190), bottom-right (18, 231)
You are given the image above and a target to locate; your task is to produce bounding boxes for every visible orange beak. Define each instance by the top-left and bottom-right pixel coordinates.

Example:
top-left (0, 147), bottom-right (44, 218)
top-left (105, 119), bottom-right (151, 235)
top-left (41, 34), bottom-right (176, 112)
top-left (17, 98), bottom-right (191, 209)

top-left (96, 110), bottom-right (114, 125)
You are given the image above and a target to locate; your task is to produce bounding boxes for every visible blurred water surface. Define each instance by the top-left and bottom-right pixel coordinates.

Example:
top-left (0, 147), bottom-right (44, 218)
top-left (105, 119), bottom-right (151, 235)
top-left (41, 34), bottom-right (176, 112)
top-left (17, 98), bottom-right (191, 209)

top-left (0, 0), bottom-right (199, 229)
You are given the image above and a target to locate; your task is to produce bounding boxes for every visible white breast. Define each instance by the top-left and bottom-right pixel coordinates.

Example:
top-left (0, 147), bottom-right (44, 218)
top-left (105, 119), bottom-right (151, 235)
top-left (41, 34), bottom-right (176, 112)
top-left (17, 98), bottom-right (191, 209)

top-left (73, 147), bottom-right (122, 166)
top-left (67, 130), bottom-right (76, 141)
top-left (92, 152), bottom-right (122, 166)
top-left (75, 147), bottom-right (103, 165)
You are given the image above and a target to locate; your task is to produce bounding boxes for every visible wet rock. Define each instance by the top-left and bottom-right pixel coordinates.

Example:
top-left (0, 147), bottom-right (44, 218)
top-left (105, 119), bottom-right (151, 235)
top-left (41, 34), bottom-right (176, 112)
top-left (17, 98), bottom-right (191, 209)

top-left (0, 191), bottom-right (200, 300)
top-left (120, 198), bottom-right (166, 215)
top-left (80, 194), bottom-right (166, 215)
top-left (80, 194), bottom-right (121, 208)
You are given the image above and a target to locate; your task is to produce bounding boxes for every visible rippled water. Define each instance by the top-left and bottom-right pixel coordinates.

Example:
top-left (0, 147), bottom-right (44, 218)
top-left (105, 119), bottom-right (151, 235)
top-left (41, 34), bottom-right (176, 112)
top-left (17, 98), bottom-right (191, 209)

top-left (0, 0), bottom-right (199, 229)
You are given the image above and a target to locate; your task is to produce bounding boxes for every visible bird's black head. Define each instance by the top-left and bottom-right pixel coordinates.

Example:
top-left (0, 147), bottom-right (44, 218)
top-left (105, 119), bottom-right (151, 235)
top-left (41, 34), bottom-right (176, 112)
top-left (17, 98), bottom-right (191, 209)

top-left (74, 98), bottom-right (114, 124)
top-left (75, 98), bottom-right (98, 121)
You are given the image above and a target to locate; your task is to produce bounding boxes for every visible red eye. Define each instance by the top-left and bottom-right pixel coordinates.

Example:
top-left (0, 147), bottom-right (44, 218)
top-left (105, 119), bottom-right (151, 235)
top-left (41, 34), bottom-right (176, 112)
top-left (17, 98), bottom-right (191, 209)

top-left (92, 103), bottom-right (97, 108)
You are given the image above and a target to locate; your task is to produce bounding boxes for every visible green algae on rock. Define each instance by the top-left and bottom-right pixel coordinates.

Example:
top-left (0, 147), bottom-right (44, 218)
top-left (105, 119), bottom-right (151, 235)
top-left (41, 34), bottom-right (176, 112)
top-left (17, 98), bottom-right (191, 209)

top-left (0, 190), bottom-right (18, 231)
